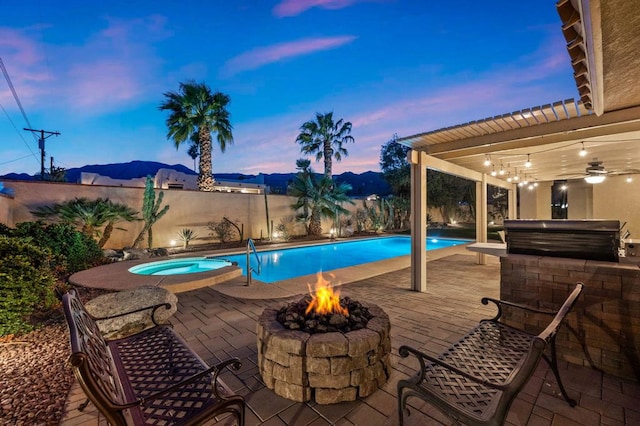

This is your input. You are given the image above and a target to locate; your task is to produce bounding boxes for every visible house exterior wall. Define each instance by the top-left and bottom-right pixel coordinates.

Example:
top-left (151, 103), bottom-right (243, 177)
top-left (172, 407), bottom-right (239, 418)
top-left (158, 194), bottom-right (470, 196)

top-left (593, 175), bottom-right (640, 239)
top-left (1, 181), bottom-right (361, 249)
top-left (518, 177), bottom-right (638, 240)
top-left (567, 181), bottom-right (593, 219)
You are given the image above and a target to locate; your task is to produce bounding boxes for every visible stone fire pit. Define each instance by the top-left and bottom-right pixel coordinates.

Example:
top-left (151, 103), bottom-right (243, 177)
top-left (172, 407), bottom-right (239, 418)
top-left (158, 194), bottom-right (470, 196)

top-left (257, 299), bottom-right (391, 404)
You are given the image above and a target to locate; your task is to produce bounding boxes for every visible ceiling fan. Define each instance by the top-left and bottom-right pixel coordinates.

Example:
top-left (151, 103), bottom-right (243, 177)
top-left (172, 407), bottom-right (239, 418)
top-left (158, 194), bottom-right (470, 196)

top-left (559, 159), bottom-right (640, 184)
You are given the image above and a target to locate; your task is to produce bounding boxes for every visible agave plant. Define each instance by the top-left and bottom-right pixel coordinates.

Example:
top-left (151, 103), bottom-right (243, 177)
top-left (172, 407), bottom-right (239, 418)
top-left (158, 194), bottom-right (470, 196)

top-left (176, 228), bottom-right (198, 249)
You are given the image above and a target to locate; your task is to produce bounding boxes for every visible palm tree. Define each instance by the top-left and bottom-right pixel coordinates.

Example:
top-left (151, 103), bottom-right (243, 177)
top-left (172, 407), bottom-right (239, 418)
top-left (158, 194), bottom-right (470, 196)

top-left (295, 112), bottom-right (354, 180)
top-left (288, 163), bottom-right (353, 236)
top-left (98, 202), bottom-right (140, 248)
top-left (32, 198), bottom-right (140, 247)
top-left (187, 133), bottom-right (200, 173)
top-left (159, 81), bottom-right (233, 191)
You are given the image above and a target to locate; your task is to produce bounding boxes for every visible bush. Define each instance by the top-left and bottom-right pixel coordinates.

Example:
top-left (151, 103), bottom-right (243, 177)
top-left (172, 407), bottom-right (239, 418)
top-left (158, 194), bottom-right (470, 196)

top-left (275, 215), bottom-right (296, 240)
top-left (0, 236), bottom-right (57, 336)
top-left (207, 220), bottom-right (238, 243)
top-left (11, 222), bottom-right (105, 275)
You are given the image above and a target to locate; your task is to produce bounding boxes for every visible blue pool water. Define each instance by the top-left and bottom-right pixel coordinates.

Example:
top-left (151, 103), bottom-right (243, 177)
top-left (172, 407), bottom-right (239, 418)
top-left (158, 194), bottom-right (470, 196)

top-left (213, 236), bottom-right (467, 283)
top-left (129, 258), bottom-right (232, 275)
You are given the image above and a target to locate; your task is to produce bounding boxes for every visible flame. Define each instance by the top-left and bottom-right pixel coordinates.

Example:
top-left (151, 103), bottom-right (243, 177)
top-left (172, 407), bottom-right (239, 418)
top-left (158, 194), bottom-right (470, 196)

top-left (305, 272), bottom-right (349, 316)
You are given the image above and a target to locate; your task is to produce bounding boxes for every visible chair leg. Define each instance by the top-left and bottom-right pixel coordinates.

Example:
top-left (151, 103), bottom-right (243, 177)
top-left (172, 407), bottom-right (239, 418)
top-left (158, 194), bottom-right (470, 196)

top-left (397, 383), bottom-right (405, 426)
top-left (542, 338), bottom-right (577, 407)
top-left (78, 398), bottom-right (90, 411)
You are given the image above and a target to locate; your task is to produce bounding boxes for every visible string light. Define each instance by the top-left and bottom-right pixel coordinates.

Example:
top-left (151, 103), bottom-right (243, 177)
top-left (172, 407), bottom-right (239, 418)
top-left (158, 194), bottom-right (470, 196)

top-left (627, 176), bottom-right (633, 183)
top-left (524, 154), bottom-right (532, 168)
top-left (579, 142), bottom-right (587, 157)
top-left (490, 166), bottom-right (497, 177)
top-left (506, 172), bottom-right (512, 183)
top-left (499, 162), bottom-right (505, 175)
top-left (514, 167), bottom-right (520, 181)
top-left (483, 155), bottom-right (491, 167)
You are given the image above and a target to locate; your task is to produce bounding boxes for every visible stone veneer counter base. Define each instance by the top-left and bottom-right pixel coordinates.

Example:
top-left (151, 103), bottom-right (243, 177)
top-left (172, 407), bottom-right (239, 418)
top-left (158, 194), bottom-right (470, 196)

top-left (256, 303), bottom-right (391, 404)
top-left (500, 254), bottom-right (640, 381)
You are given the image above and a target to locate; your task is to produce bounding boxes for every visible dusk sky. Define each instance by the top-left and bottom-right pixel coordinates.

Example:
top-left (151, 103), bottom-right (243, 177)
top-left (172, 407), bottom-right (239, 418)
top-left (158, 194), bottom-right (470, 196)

top-left (1, 0), bottom-right (578, 177)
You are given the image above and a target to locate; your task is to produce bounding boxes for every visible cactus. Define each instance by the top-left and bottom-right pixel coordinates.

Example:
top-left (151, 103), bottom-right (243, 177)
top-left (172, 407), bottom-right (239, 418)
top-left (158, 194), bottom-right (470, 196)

top-left (132, 177), bottom-right (170, 248)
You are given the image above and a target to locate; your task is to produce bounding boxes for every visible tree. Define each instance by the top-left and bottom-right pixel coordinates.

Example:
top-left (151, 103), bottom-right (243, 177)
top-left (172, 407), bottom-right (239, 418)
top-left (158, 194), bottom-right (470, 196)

top-left (427, 170), bottom-right (474, 223)
top-left (132, 177), bottom-right (170, 248)
top-left (380, 134), bottom-right (411, 198)
top-left (98, 202), bottom-right (140, 248)
top-left (288, 161), bottom-right (353, 235)
top-left (187, 133), bottom-right (200, 173)
top-left (32, 198), bottom-right (140, 248)
top-left (296, 112), bottom-right (354, 180)
top-left (159, 81), bottom-right (233, 191)
top-left (379, 135), bottom-right (412, 229)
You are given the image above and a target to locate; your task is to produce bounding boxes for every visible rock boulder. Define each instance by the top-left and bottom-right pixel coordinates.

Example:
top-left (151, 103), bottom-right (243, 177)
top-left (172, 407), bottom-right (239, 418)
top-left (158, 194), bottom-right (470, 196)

top-left (85, 286), bottom-right (177, 339)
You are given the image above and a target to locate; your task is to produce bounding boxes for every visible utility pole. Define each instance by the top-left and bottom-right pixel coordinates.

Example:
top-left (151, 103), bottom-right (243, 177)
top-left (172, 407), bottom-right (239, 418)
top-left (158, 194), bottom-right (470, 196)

top-left (24, 128), bottom-right (60, 180)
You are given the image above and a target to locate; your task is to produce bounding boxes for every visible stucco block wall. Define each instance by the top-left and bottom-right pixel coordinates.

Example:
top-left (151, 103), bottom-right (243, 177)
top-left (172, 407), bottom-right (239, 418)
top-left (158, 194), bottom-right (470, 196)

top-left (0, 193), bottom-right (14, 225)
top-left (2, 181), bottom-right (361, 249)
top-left (500, 255), bottom-right (640, 381)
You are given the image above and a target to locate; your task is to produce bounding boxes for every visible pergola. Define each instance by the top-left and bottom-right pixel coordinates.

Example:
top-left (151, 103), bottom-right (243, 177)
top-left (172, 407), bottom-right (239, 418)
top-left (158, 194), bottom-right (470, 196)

top-left (398, 0), bottom-right (640, 291)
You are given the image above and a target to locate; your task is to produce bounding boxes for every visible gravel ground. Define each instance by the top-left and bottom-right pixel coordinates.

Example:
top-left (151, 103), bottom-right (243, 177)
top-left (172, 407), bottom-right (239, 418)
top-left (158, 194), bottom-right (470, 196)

top-left (0, 322), bottom-right (74, 425)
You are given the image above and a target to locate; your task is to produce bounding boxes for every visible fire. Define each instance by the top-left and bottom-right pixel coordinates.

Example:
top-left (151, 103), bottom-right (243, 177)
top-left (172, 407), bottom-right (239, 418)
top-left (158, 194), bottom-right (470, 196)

top-left (305, 272), bottom-right (349, 316)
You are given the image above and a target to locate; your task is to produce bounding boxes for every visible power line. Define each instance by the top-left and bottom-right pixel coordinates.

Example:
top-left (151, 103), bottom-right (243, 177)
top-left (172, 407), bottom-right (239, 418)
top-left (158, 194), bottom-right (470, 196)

top-left (0, 101), bottom-right (39, 165)
top-left (0, 154), bottom-right (34, 166)
top-left (0, 57), bottom-right (34, 133)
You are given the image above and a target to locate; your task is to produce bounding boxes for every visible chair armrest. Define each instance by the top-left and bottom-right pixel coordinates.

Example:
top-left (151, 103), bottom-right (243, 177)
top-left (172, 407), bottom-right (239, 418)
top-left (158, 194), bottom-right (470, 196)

top-left (481, 297), bottom-right (556, 322)
top-left (398, 345), bottom-right (512, 391)
top-left (94, 303), bottom-right (173, 326)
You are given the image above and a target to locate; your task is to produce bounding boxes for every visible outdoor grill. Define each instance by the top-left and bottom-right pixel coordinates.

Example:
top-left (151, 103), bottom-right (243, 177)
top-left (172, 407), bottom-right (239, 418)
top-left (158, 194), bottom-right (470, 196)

top-left (504, 219), bottom-right (620, 262)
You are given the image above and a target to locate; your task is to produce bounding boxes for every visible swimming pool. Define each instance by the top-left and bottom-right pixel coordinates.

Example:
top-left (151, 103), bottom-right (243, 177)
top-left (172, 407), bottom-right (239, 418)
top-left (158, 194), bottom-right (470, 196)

top-left (213, 236), bottom-right (467, 283)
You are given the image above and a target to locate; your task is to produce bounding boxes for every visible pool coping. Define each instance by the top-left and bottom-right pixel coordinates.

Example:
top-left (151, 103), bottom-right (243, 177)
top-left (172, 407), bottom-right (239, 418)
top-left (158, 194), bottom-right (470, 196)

top-left (69, 236), bottom-right (472, 298)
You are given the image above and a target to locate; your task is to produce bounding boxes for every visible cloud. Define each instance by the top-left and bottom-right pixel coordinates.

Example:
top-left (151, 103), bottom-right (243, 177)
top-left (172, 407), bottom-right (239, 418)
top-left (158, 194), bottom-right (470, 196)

top-left (273, 0), bottom-right (361, 17)
top-left (221, 36), bottom-right (356, 77)
top-left (0, 15), bottom-right (170, 116)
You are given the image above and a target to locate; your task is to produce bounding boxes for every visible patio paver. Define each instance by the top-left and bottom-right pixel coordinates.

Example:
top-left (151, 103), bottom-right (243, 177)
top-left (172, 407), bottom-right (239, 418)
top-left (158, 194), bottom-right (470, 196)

top-left (59, 252), bottom-right (640, 425)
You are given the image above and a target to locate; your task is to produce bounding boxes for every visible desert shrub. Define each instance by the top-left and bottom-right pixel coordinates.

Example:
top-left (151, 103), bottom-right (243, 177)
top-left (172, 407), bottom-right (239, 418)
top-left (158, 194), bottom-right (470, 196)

top-left (355, 208), bottom-right (370, 232)
top-left (275, 215), bottom-right (296, 240)
top-left (0, 236), bottom-right (57, 336)
top-left (176, 228), bottom-right (198, 248)
top-left (207, 220), bottom-right (237, 243)
top-left (11, 221), bottom-right (105, 275)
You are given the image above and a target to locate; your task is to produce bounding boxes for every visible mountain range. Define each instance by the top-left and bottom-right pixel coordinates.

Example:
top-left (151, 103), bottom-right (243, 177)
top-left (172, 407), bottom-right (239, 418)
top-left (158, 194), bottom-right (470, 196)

top-left (1, 161), bottom-right (391, 196)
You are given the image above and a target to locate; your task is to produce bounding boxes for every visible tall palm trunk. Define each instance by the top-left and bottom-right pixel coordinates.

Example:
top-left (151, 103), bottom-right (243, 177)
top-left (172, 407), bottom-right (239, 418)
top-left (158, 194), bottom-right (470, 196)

top-left (308, 208), bottom-right (323, 235)
top-left (98, 222), bottom-right (114, 248)
top-left (198, 127), bottom-right (215, 191)
top-left (323, 141), bottom-right (333, 179)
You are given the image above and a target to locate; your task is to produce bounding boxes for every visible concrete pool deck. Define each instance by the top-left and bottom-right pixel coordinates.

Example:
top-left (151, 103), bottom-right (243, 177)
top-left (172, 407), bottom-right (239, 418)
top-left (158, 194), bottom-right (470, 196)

top-left (61, 252), bottom-right (640, 425)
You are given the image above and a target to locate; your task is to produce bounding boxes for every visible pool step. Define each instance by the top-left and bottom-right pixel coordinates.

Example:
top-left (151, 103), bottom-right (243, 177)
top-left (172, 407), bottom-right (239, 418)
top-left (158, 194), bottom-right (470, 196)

top-left (160, 265), bottom-right (243, 293)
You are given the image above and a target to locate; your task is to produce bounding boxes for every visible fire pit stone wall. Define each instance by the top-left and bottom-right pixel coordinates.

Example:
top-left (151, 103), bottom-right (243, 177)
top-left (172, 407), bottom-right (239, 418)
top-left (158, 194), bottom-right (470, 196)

top-left (257, 304), bottom-right (391, 404)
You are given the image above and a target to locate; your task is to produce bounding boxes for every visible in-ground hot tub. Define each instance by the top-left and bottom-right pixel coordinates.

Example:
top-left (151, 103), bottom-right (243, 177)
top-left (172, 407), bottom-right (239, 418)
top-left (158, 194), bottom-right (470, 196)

top-left (128, 257), bottom-right (233, 275)
top-left (256, 277), bottom-right (391, 404)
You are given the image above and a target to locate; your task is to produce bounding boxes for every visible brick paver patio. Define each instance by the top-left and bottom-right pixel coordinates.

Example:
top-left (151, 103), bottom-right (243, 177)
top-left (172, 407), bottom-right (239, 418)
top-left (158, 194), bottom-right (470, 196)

top-left (60, 253), bottom-right (640, 425)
